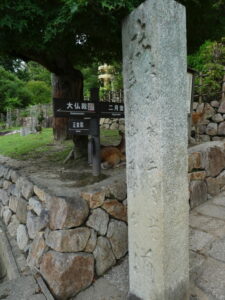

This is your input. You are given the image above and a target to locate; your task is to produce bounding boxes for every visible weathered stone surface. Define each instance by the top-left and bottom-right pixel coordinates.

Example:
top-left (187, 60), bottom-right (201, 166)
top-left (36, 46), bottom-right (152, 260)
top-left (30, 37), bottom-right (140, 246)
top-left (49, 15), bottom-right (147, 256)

top-left (196, 258), bottom-right (225, 299)
top-left (9, 195), bottom-right (18, 213)
top-left (105, 181), bottom-right (127, 201)
top-left (9, 170), bottom-right (20, 183)
top-left (9, 184), bottom-right (21, 197)
top-left (40, 251), bottom-right (94, 300)
top-left (94, 237), bottom-right (116, 276)
top-left (17, 224), bottom-right (29, 251)
top-left (207, 237), bottom-right (225, 262)
top-left (7, 215), bottom-right (20, 237)
top-left (21, 179), bottom-right (34, 200)
top-left (211, 100), bottom-right (220, 108)
top-left (212, 113), bottom-right (223, 123)
top-left (46, 227), bottom-right (90, 252)
top-left (212, 136), bottom-right (225, 141)
top-left (3, 207), bottom-right (12, 225)
top-left (204, 103), bottom-right (215, 119)
top-left (206, 123), bottom-right (217, 136)
top-left (3, 180), bottom-right (12, 190)
top-left (190, 181), bottom-right (207, 209)
top-left (27, 210), bottom-right (49, 239)
top-left (218, 121), bottom-right (225, 136)
top-left (86, 208), bottom-right (109, 235)
top-left (212, 192), bottom-right (225, 207)
top-left (198, 124), bottom-right (206, 135)
top-left (33, 185), bottom-right (51, 202)
top-left (189, 229), bottom-right (214, 252)
top-left (47, 196), bottom-right (89, 230)
top-left (107, 220), bottom-right (128, 259)
top-left (28, 197), bottom-right (42, 216)
top-left (196, 103), bottom-right (204, 113)
top-left (215, 171), bottom-right (225, 190)
top-left (85, 229), bottom-right (97, 252)
top-left (0, 189), bottom-right (9, 205)
top-left (189, 142), bottom-right (225, 177)
top-left (16, 197), bottom-right (28, 224)
top-left (206, 177), bottom-right (220, 196)
top-left (188, 152), bottom-right (203, 172)
top-left (196, 203), bottom-right (225, 219)
top-left (81, 190), bottom-right (105, 208)
top-left (199, 135), bottom-right (211, 142)
top-left (0, 179), bottom-right (3, 188)
top-left (218, 100), bottom-right (225, 113)
top-left (27, 232), bottom-right (47, 267)
top-left (189, 171), bottom-right (206, 181)
top-left (103, 200), bottom-right (127, 222)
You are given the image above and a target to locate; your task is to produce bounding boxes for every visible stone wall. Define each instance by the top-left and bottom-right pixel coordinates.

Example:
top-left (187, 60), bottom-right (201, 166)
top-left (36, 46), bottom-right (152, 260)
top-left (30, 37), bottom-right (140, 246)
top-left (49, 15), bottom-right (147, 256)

top-left (192, 101), bottom-right (225, 142)
top-left (0, 141), bottom-right (224, 299)
top-left (0, 165), bottom-right (127, 300)
top-left (189, 141), bottom-right (225, 208)
top-left (100, 118), bottom-right (125, 131)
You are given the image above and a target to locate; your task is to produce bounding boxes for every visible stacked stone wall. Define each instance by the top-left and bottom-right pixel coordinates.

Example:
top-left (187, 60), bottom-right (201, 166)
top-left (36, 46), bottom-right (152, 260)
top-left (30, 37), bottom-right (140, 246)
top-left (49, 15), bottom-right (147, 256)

top-left (0, 141), bottom-right (224, 299)
top-left (100, 118), bottom-right (125, 131)
top-left (189, 141), bottom-right (225, 208)
top-left (192, 101), bottom-right (225, 142)
top-left (0, 165), bottom-right (127, 300)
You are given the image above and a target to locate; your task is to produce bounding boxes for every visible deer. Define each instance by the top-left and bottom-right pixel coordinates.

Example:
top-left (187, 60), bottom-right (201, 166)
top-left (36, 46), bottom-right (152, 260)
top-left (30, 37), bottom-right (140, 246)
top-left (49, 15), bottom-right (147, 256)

top-left (101, 130), bottom-right (126, 169)
top-left (191, 104), bottom-right (209, 142)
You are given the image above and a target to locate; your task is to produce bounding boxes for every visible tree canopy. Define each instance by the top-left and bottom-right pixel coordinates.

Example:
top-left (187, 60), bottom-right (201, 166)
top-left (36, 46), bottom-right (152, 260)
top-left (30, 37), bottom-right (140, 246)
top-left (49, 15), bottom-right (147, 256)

top-left (1, 0), bottom-right (224, 75)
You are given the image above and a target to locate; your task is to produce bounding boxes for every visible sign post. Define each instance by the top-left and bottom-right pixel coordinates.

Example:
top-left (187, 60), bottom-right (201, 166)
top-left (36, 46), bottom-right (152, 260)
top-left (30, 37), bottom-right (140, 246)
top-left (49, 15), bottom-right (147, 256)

top-left (53, 88), bottom-right (124, 176)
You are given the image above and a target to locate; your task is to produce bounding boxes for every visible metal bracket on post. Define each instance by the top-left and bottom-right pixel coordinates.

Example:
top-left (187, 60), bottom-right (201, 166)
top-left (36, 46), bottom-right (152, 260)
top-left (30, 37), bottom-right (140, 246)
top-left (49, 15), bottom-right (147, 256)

top-left (90, 88), bottom-right (101, 177)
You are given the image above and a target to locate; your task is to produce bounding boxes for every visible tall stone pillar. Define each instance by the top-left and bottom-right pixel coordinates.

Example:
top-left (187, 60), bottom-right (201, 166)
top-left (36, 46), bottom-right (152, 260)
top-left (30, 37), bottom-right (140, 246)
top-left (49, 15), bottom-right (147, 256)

top-left (122, 1), bottom-right (189, 299)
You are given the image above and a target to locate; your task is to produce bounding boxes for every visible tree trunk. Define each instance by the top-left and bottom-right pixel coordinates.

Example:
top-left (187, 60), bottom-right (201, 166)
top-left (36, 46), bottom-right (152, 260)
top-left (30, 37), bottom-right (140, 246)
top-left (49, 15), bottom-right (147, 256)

top-left (52, 68), bottom-right (88, 159)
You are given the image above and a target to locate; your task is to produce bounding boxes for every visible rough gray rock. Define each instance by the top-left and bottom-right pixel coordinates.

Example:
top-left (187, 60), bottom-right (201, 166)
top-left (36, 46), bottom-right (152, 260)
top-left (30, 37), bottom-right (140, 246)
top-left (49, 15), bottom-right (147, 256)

top-left (0, 189), bottom-right (9, 205)
top-left (7, 214), bottom-right (20, 237)
top-left (27, 210), bottom-right (49, 239)
top-left (27, 232), bottom-right (47, 267)
top-left (85, 229), bottom-right (97, 253)
top-left (3, 207), bottom-right (12, 225)
top-left (189, 181), bottom-right (207, 209)
top-left (86, 208), bottom-right (109, 235)
top-left (47, 196), bottom-right (89, 230)
top-left (94, 236), bottom-right (116, 276)
top-left (16, 197), bottom-right (28, 224)
top-left (17, 224), bottom-right (29, 251)
top-left (107, 220), bottom-right (128, 259)
top-left (206, 123), bottom-right (217, 136)
top-left (46, 227), bottom-right (90, 252)
top-left (9, 195), bottom-right (19, 213)
top-left (40, 251), bottom-right (94, 299)
top-left (28, 196), bottom-right (42, 216)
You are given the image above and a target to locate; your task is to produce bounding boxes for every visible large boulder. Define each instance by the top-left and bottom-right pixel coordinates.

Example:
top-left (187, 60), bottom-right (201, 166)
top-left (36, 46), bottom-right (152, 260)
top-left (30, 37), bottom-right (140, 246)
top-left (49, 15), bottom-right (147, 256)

top-left (189, 142), bottom-right (225, 177)
top-left (46, 227), bottom-right (90, 252)
top-left (40, 251), bottom-right (94, 300)
top-left (47, 196), bottom-right (89, 230)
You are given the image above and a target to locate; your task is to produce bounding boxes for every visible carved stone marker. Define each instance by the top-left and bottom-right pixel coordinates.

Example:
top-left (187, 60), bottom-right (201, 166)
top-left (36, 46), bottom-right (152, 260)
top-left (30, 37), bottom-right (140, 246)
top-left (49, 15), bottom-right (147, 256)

top-left (122, 0), bottom-right (189, 299)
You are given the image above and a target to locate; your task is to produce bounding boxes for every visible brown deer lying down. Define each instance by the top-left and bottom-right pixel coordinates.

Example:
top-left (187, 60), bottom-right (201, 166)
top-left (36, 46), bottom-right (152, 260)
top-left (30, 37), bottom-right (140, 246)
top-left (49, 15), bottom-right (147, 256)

top-left (101, 131), bottom-right (126, 169)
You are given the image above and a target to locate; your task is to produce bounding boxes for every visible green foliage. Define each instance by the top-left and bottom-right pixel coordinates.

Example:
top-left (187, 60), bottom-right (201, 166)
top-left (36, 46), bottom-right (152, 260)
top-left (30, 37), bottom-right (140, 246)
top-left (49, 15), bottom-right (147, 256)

top-left (188, 38), bottom-right (225, 101)
top-left (0, 66), bottom-right (32, 113)
top-left (26, 80), bottom-right (51, 104)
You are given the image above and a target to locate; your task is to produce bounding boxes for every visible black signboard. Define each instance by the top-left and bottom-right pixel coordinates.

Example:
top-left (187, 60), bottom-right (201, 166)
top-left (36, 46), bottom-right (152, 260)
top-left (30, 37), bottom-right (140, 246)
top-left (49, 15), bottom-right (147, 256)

top-left (53, 98), bottom-right (97, 117)
top-left (68, 119), bottom-right (91, 135)
top-left (99, 102), bottom-right (124, 118)
top-left (68, 118), bottom-right (99, 136)
top-left (53, 98), bottom-right (124, 118)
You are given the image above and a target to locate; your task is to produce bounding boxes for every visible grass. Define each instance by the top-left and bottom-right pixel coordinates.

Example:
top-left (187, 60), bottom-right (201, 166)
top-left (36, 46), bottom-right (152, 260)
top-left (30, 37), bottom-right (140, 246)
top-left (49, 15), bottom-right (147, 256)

top-left (0, 128), bottom-right (120, 161)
